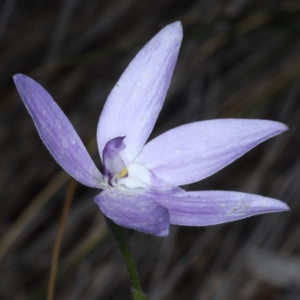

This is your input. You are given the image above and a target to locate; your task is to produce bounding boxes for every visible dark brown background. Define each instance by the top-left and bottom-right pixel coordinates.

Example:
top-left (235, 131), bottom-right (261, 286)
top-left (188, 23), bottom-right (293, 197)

top-left (1, 0), bottom-right (300, 299)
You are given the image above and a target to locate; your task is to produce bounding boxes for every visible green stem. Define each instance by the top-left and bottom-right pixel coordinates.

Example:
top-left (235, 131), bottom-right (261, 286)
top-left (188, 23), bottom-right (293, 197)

top-left (105, 218), bottom-right (147, 300)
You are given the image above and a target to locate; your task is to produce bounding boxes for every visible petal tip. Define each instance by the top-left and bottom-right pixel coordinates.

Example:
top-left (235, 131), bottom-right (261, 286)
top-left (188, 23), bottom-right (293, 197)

top-left (155, 226), bottom-right (170, 237)
top-left (13, 73), bottom-right (27, 80)
top-left (270, 120), bottom-right (289, 134)
top-left (13, 74), bottom-right (33, 91)
top-left (13, 73), bottom-right (24, 85)
top-left (163, 20), bottom-right (183, 42)
top-left (280, 123), bottom-right (289, 133)
top-left (168, 20), bottom-right (182, 31)
top-left (277, 201), bottom-right (290, 212)
top-left (257, 196), bottom-right (290, 214)
top-left (268, 120), bottom-right (289, 134)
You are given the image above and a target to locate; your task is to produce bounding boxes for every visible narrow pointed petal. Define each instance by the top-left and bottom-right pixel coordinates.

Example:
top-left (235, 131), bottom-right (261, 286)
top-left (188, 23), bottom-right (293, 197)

top-left (155, 190), bottom-right (289, 226)
top-left (95, 189), bottom-right (170, 236)
top-left (137, 119), bottom-right (288, 186)
top-left (14, 74), bottom-right (104, 188)
top-left (97, 22), bottom-right (183, 163)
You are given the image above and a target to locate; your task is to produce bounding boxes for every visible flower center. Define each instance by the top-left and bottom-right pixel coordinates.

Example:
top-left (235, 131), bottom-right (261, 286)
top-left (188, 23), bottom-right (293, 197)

top-left (119, 167), bottom-right (128, 178)
top-left (102, 137), bottom-right (151, 189)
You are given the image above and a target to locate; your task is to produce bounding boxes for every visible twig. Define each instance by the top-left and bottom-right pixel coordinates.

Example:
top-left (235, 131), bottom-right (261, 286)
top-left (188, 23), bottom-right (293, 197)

top-left (47, 179), bottom-right (77, 300)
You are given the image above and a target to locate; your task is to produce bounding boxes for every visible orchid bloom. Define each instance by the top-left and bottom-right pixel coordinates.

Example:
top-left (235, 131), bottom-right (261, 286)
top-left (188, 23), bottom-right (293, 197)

top-left (13, 21), bottom-right (289, 237)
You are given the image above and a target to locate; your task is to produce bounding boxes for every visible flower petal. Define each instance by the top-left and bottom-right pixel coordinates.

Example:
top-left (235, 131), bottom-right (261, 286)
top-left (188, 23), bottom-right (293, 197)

top-left (137, 119), bottom-right (288, 186)
top-left (97, 21), bottom-right (183, 163)
top-left (95, 188), bottom-right (170, 236)
top-left (13, 74), bottom-right (104, 188)
top-left (155, 190), bottom-right (289, 226)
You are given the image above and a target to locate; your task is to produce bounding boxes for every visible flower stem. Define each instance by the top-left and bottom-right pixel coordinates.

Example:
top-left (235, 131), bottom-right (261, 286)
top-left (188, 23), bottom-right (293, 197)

top-left (47, 179), bottom-right (77, 300)
top-left (105, 218), bottom-right (148, 300)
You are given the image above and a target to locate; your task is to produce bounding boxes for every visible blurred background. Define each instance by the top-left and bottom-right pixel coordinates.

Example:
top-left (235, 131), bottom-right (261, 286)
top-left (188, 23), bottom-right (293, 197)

top-left (1, 0), bottom-right (300, 299)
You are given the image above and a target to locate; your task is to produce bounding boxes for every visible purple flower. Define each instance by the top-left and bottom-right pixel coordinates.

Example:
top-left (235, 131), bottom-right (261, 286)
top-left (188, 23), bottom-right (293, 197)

top-left (13, 21), bottom-right (289, 237)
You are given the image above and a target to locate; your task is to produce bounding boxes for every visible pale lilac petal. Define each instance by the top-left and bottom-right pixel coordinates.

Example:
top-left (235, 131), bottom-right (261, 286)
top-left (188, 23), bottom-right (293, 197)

top-left (155, 190), bottom-right (289, 226)
top-left (14, 74), bottom-right (104, 188)
top-left (137, 119), bottom-right (288, 186)
top-left (95, 188), bottom-right (170, 236)
top-left (97, 22), bottom-right (183, 164)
